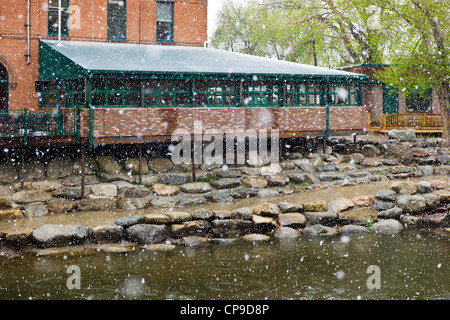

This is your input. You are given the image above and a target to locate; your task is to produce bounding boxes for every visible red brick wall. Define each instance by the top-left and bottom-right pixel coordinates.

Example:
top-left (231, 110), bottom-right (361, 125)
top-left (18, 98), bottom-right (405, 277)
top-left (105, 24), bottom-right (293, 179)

top-left (0, 0), bottom-right (208, 111)
top-left (79, 106), bottom-right (368, 141)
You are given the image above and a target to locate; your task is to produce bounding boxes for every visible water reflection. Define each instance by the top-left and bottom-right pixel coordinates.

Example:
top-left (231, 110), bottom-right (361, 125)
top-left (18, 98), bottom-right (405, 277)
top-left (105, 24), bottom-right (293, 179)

top-left (0, 229), bottom-right (448, 300)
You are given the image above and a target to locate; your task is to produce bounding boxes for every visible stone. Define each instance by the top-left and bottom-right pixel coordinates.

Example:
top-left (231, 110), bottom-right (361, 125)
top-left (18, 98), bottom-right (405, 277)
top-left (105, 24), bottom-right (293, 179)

top-left (430, 180), bottom-right (447, 190)
top-left (257, 188), bottom-right (279, 198)
top-left (303, 200), bottom-right (328, 212)
top-left (91, 225), bottom-right (124, 243)
top-left (229, 187), bottom-right (257, 199)
top-left (180, 236), bottom-right (209, 247)
top-left (46, 156), bottom-right (74, 179)
top-left (0, 197), bottom-right (12, 210)
top-left (150, 197), bottom-right (179, 208)
top-left (416, 181), bottom-right (433, 194)
top-left (31, 224), bottom-right (92, 248)
top-left (211, 219), bottom-right (254, 237)
top-left (132, 195), bottom-right (153, 209)
top-left (152, 183), bottom-right (179, 196)
top-left (90, 183), bottom-right (118, 197)
top-left (142, 243), bottom-right (176, 252)
top-left (303, 212), bottom-right (338, 225)
top-left (12, 190), bottom-right (52, 204)
top-left (339, 224), bottom-right (370, 234)
top-left (210, 178), bottom-right (241, 189)
top-left (302, 224), bottom-right (337, 236)
top-left (277, 202), bottom-right (303, 213)
top-left (375, 190), bottom-right (397, 202)
top-left (422, 193), bottom-right (441, 210)
top-left (95, 155), bottom-right (123, 174)
top-left (148, 158), bottom-right (174, 173)
top-left (212, 209), bottom-right (232, 219)
top-left (247, 150), bottom-right (264, 167)
top-left (170, 220), bottom-right (211, 238)
top-left (266, 175), bottom-right (290, 187)
top-left (3, 228), bottom-right (33, 250)
top-left (361, 145), bottom-right (379, 157)
top-left (251, 203), bottom-right (281, 217)
top-left (396, 195), bottom-right (427, 214)
top-left (351, 196), bottom-right (374, 206)
top-left (252, 215), bottom-right (278, 233)
top-left (205, 191), bottom-right (233, 203)
top-left (410, 148), bottom-right (428, 157)
top-left (0, 209), bottom-right (23, 221)
top-left (123, 158), bottom-right (149, 174)
top-left (382, 143), bottom-right (413, 162)
top-left (287, 172), bottom-right (318, 185)
top-left (230, 207), bottom-right (253, 220)
top-left (24, 160), bottom-right (46, 180)
top-left (418, 211), bottom-right (449, 227)
top-left (278, 213), bottom-right (307, 228)
top-left (76, 198), bottom-right (116, 212)
top-left (191, 209), bottom-right (213, 220)
top-left (215, 168), bottom-right (242, 178)
top-left (259, 164), bottom-right (282, 175)
top-left (336, 164), bottom-right (356, 172)
top-left (435, 153), bottom-right (450, 165)
top-left (125, 224), bottom-right (169, 244)
top-left (388, 129), bottom-right (416, 142)
top-left (338, 207), bottom-right (378, 223)
top-left (390, 181), bottom-right (417, 195)
top-left (372, 200), bottom-right (395, 211)
top-left (369, 219), bottom-right (404, 234)
top-left (242, 233), bottom-right (271, 242)
top-left (52, 187), bottom-right (84, 199)
top-left (274, 227), bottom-right (300, 239)
top-left (73, 156), bottom-right (99, 175)
top-left (329, 197), bottom-right (355, 213)
top-left (378, 207), bottom-right (403, 219)
top-left (47, 200), bottom-right (77, 214)
top-left (180, 182), bottom-right (211, 194)
top-left (114, 215), bottom-right (144, 229)
top-left (142, 213), bottom-right (171, 224)
top-left (164, 211), bottom-right (192, 223)
top-left (31, 181), bottom-right (63, 192)
top-left (118, 198), bottom-right (137, 211)
top-left (23, 202), bottom-right (49, 217)
top-left (417, 166), bottom-right (433, 176)
top-left (431, 166), bottom-right (450, 176)
top-left (241, 176), bottom-right (268, 189)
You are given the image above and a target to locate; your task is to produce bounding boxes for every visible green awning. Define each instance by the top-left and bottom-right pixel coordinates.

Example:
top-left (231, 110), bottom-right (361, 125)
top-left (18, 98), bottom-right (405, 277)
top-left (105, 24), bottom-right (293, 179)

top-left (39, 40), bottom-right (368, 82)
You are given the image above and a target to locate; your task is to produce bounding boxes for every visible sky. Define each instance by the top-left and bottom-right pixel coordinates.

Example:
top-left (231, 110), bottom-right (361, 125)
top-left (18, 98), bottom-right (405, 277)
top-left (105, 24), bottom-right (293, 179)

top-left (207, 0), bottom-right (226, 39)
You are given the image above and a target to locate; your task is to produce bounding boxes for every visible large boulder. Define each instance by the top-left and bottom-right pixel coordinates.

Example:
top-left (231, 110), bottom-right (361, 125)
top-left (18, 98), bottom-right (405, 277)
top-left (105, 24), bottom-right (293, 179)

top-left (12, 190), bottom-right (52, 204)
top-left (369, 219), bottom-right (404, 234)
top-left (46, 156), bottom-right (74, 179)
top-left (90, 183), bottom-right (118, 197)
top-left (211, 219), bottom-right (254, 237)
top-left (396, 195), bottom-right (427, 214)
top-left (148, 158), bottom-right (174, 173)
top-left (31, 224), bottom-right (92, 247)
top-left (95, 155), bottom-right (123, 174)
top-left (125, 224), bottom-right (169, 244)
top-left (388, 129), bottom-right (416, 142)
top-left (251, 203), bottom-right (281, 217)
top-left (91, 225), bottom-right (124, 243)
top-left (338, 207), bottom-right (378, 223)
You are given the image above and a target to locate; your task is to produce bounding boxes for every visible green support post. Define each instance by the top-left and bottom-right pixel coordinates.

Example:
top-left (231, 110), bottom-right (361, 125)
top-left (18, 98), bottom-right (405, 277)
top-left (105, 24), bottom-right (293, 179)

top-left (76, 105), bottom-right (80, 144)
top-left (325, 104), bottom-right (330, 139)
top-left (89, 106), bottom-right (94, 147)
top-left (23, 108), bottom-right (28, 146)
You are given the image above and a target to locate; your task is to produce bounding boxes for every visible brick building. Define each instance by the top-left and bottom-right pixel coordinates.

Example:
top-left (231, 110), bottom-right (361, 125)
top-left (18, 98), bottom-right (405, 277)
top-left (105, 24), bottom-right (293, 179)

top-left (1, 0), bottom-right (368, 150)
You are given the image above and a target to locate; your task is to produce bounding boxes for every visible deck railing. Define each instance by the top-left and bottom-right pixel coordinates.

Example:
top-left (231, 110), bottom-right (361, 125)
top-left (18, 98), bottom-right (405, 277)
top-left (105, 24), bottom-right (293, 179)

top-left (379, 113), bottom-right (443, 132)
top-left (0, 108), bottom-right (80, 144)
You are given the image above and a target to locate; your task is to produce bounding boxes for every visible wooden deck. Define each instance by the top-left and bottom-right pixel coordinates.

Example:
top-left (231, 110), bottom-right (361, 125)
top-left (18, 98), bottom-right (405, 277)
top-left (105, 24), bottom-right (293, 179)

top-left (368, 113), bottom-right (443, 134)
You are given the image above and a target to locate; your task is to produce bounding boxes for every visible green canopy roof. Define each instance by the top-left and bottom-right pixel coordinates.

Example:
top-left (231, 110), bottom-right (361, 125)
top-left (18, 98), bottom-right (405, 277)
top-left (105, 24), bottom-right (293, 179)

top-left (39, 40), bottom-right (368, 81)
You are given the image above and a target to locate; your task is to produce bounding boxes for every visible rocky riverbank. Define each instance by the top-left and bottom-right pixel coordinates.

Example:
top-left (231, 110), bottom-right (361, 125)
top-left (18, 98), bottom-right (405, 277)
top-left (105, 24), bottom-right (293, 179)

top-left (1, 132), bottom-right (450, 257)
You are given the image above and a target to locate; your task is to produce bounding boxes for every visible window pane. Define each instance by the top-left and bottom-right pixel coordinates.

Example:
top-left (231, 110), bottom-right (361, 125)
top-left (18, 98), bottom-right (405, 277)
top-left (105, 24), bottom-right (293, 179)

top-left (195, 80), bottom-right (208, 92)
top-left (157, 2), bottom-right (173, 22)
top-left (310, 94), bottom-right (320, 105)
top-left (159, 81), bottom-right (172, 92)
top-left (124, 92), bottom-right (139, 106)
top-left (286, 94), bottom-right (296, 105)
top-left (161, 93), bottom-right (174, 105)
top-left (144, 93), bottom-right (158, 106)
top-left (209, 94), bottom-right (222, 105)
top-left (143, 80), bottom-right (158, 91)
top-left (92, 93), bottom-right (106, 106)
top-left (108, 19), bottom-right (125, 38)
top-left (108, 92), bottom-right (122, 105)
top-left (157, 21), bottom-right (172, 41)
top-left (176, 93), bottom-right (189, 106)
top-left (224, 94), bottom-right (235, 105)
top-left (124, 79), bottom-right (139, 91)
top-left (223, 82), bottom-right (235, 92)
top-left (299, 94), bottom-right (307, 105)
top-left (108, 79), bottom-right (122, 91)
top-left (174, 80), bottom-right (189, 92)
top-left (349, 94), bottom-right (357, 105)
top-left (108, 0), bottom-right (125, 19)
top-left (92, 79), bottom-right (107, 91)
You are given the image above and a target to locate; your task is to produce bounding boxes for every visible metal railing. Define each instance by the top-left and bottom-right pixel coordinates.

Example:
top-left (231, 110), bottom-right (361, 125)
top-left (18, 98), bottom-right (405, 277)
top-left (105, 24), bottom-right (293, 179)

top-left (0, 108), bottom-right (81, 145)
top-left (381, 113), bottom-right (442, 131)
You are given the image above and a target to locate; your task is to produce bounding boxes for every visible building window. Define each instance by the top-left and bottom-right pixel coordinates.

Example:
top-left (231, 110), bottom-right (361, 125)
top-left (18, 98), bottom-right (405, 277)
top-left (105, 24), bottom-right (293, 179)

top-left (48, 0), bottom-right (69, 37)
top-left (327, 84), bottom-right (358, 106)
top-left (194, 80), bottom-right (237, 107)
top-left (91, 79), bottom-right (140, 107)
top-left (0, 64), bottom-right (8, 111)
top-left (66, 79), bottom-right (85, 107)
top-left (144, 80), bottom-right (190, 107)
top-left (156, 2), bottom-right (174, 42)
top-left (242, 81), bottom-right (280, 107)
top-left (406, 90), bottom-right (432, 112)
top-left (38, 81), bottom-right (60, 108)
top-left (107, 0), bottom-right (127, 39)
top-left (286, 82), bottom-right (320, 106)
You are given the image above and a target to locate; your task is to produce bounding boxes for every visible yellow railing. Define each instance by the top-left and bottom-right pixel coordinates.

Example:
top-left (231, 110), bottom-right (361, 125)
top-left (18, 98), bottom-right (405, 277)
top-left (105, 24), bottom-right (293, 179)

top-left (378, 113), bottom-right (443, 132)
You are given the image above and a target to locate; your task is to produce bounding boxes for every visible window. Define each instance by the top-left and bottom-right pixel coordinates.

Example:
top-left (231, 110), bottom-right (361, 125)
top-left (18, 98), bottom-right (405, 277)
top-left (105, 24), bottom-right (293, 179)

top-left (286, 82), bottom-right (321, 106)
top-left (107, 0), bottom-right (126, 39)
top-left (91, 79), bottom-right (140, 107)
top-left (66, 79), bottom-right (85, 107)
top-left (0, 64), bottom-right (7, 111)
top-left (242, 81), bottom-right (280, 107)
top-left (48, 0), bottom-right (69, 37)
top-left (156, 2), bottom-right (174, 42)
top-left (38, 81), bottom-right (60, 108)
top-left (406, 90), bottom-right (432, 112)
top-left (194, 80), bottom-right (237, 107)
top-left (327, 83), bottom-right (358, 106)
top-left (143, 80), bottom-right (190, 107)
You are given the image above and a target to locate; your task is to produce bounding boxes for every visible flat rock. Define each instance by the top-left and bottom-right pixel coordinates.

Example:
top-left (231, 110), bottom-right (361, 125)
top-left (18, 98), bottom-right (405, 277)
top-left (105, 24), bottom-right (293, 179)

top-left (273, 227), bottom-right (300, 239)
top-left (278, 213), bottom-right (307, 228)
top-left (12, 190), bottom-right (52, 204)
top-left (152, 183), bottom-right (179, 196)
top-left (302, 200), bottom-right (328, 212)
top-left (369, 219), bottom-right (404, 234)
top-left (76, 198), bottom-right (116, 211)
top-left (302, 224), bottom-right (337, 236)
top-left (339, 224), bottom-right (370, 234)
top-left (148, 158), bottom-right (174, 173)
top-left (31, 224), bottom-right (92, 248)
top-left (241, 176), bottom-right (268, 189)
top-left (210, 178), bottom-right (241, 189)
top-left (211, 219), bottom-right (254, 237)
top-left (114, 215), bottom-right (144, 229)
top-left (251, 203), bottom-right (281, 217)
top-left (91, 225), bottom-right (124, 243)
top-left (329, 197), bottom-right (355, 213)
top-left (339, 207), bottom-right (378, 223)
top-left (242, 233), bottom-right (271, 242)
top-left (180, 182), bottom-right (211, 194)
top-left (125, 224), bottom-right (169, 244)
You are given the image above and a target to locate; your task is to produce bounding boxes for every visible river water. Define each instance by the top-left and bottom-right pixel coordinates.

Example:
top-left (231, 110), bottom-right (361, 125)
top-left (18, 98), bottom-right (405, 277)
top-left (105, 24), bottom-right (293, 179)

top-left (0, 229), bottom-right (448, 300)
